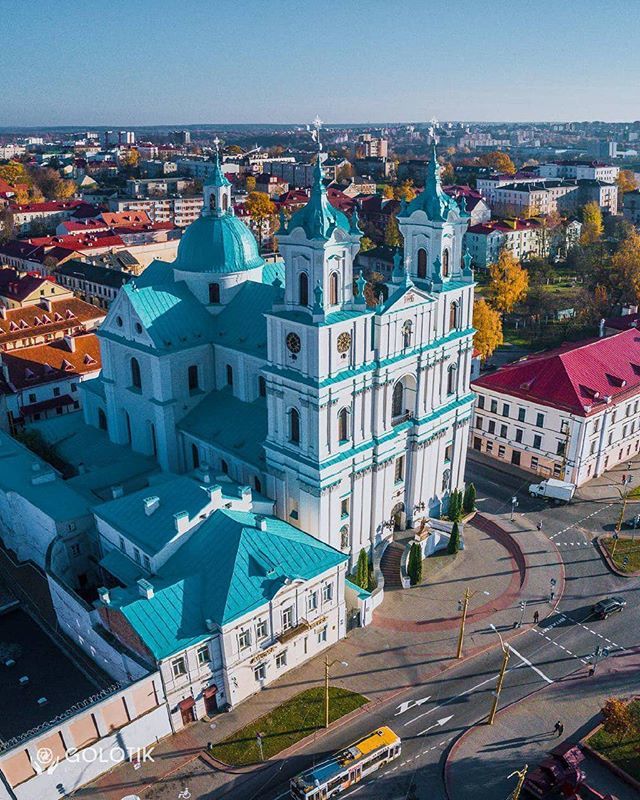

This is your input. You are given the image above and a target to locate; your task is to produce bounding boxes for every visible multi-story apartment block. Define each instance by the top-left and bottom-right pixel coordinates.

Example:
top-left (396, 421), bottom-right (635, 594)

top-left (357, 133), bottom-right (388, 158)
top-left (108, 196), bottom-right (204, 227)
top-left (537, 160), bottom-right (619, 183)
top-left (471, 330), bottom-right (640, 487)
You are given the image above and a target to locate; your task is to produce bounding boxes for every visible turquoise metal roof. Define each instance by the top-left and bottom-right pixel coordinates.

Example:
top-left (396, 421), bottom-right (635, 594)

top-left (179, 389), bottom-right (268, 469)
top-left (107, 509), bottom-right (347, 659)
top-left (205, 151), bottom-right (231, 188)
top-left (94, 475), bottom-right (223, 556)
top-left (122, 281), bottom-right (215, 351)
top-left (287, 158), bottom-right (351, 240)
top-left (402, 144), bottom-right (462, 222)
top-left (212, 281), bottom-right (277, 357)
top-left (175, 210), bottom-right (265, 274)
top-left (262, 259), bottom-right (285, 286)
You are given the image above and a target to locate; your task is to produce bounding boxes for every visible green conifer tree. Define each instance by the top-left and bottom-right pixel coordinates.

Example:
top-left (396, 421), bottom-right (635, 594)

top-left (463, 483), bottom-right (477, 514)
top-left (447, 522), bottom-right (461, 555)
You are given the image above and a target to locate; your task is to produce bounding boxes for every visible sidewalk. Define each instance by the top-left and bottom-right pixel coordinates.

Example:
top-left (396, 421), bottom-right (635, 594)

top-left (76, 512), bottom-right (564, 800)
top-left (445, 646), bottom-right (640, 800)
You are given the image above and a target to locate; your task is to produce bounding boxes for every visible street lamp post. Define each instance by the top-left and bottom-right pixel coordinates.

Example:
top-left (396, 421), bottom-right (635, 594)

top-left (510, 496), bottom-right (519, 522)
top-left (324, 656), bottom-right (349, 728)
top-left (456, 587), bottom-right (490, 658)
top-left (508, 765), bottom-right (528, 800)
top-left (488, 624), bottom-right (510, 725)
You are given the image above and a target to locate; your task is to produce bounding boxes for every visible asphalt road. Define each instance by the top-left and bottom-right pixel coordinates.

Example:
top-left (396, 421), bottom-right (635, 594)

top-left (205, 459), bottom-right (640, 800)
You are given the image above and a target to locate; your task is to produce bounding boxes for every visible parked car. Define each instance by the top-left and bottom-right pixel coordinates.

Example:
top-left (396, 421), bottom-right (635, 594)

top-left (592, 596), bottom-right (626, 619)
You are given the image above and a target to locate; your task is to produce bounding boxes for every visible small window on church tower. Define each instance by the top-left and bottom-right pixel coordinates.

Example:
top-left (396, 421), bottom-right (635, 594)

top-left (289, 408), bottom-right (300, 444)
top-left (417, 248), bottom-right (427, 279)
top-left (130, 357), bottom-right (141, 390)
top-left (188, 365), bottom-right (199, 392)
top-left (329, 272), bottom-right (339, 306)
top-left (258, 376), bottom-right (267, 397)
top-left (442, 248), bottom-right (450, 277)
top-left (299, 272), bottom-right (309, 307)
top-left (226, 364), bottom-right (233, 386)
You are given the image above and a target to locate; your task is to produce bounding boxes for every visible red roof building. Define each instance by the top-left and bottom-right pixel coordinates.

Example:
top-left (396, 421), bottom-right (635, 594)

top-left (470, 329), bottom-right (640, 486)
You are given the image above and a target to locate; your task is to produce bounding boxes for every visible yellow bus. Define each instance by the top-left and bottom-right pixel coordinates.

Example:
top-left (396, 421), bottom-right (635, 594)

top-left (289, 726), bottom-right (401, 799)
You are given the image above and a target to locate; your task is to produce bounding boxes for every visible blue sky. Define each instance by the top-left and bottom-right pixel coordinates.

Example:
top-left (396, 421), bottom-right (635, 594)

top-left (1, 0), bottom-right (639, 126)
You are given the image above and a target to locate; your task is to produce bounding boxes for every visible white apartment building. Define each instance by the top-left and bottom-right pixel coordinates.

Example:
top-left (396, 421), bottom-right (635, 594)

top-left (537, 161), bottom-right (619, 183)
top-left (108, 196), bottom-right (204, 227)
top-left (471, 329), bottom-right (640, 487)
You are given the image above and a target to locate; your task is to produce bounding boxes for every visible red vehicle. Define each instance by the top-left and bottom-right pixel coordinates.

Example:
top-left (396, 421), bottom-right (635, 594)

top-left (523, 745), bottom-right (619, 799)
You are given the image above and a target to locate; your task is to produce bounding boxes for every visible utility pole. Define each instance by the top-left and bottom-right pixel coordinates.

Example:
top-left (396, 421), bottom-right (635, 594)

top-left (488, 641), bottom-right (510, 725)
top-left (516, 600), bottom-right (527, 629)
top-left (560, 419), bottom-right (571, 480)
top-left (256, 732), bottom-right (264, 762)
top-left (510, 496), bottom-right (518, 522)
top-left (508, 764), bottom-right (528, 800)
top-left (324, 657), bottom-right (348, 728)
top-left (456, 587), bottom-right (471, 659)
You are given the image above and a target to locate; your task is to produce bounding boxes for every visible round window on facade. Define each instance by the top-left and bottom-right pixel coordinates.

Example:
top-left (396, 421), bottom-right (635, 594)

top-left (135, 322), bottom-right (143, 334)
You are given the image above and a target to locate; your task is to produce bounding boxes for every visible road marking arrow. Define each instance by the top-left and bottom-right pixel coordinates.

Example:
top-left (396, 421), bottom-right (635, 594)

top-left (394, 696), bottom-right (431, 716)
top-left (417, 715), bottom-right (454, 736)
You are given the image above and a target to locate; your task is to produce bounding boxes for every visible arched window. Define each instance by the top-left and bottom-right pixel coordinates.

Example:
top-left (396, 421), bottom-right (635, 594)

top-left (289, 408), bottom-right (300, 444)
top-left (329, 271), bottom-right (339, 306)
top-left (254, 476), bottom-right (262, 494)
top-left (442, 468), bottom-right (451, 494)
top-left (402, 320), bottom-right (413, 348)
top-left (338, 408), bottom-right (349, 442)
top-left (417, 248), bottom-right (427, 279)
top-left (208, 283), bottom-right (220, 304)
top-left (299, 272), bottom-right (309, 307)
top-left (392, 381), bottom-right (404, 418)
top-left (449, 301), bottom-right (458, 331)
top-left (258, 376), bottom-right (267, 397)
top-left (447, 364), bottom-right (457, 395)
top-left (221, 459), bottom-right (228, 474)
top-left (222, 194), bottom-right (228, 212)
top-left (442, 248), bottom-right (450, 277)
top-left (192, 443), bottom-right (200, 469)
top-left (226, 364), bottom-right (233, 386)
top-left (98, 408), bottom-right (107, 431)
top-left (130, 357), bottom-right (141, 389)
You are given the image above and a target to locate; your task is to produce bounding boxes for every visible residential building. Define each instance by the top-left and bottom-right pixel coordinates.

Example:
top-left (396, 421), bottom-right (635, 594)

top-left (471, 329), bottom-right (640, 486)
top-left (177, 158), bottom-right (241, 182)
top-left (9, 200), bottom-right (87, 235)
top-left (256, 173), bottom-right (289, 198)
top-left (357, 133), bottom-right (388, 158)
top-left (354, 156), bottom-right (391, 180)
top-left (488, 179), bottom-right (618, 218)
top-left (55, 260), bottom-right (135, 308)
top-left (537, 160), bottom-right (619, 183)
top-left (0, 332), bottom-right (101, 428)
top-left (107, 196), bottom-right (203, 227)
top-left (623, 189), bottom-right (640, 226)
top-left (0, 295), bottom-right (104, 351)
top-left (0, 269), bottom-right (73, 308)
top-left (444, 186), bottom-right (492, 226)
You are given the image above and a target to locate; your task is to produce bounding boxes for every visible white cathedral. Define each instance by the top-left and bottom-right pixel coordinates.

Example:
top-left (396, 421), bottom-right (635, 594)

top-left (82, 144), bottom-right (475, 565)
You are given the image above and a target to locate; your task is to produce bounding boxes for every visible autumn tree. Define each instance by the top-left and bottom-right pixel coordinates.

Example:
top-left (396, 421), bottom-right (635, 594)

top-left (479, 151), bottom-right (516, 174)
top-left (580, 201), bottom-right (604, 245)
top-left (226, 144), bottom-right (243, 155)
top-left (487, 250), bottom-right (529, 314)
top-left (440, 162), bottom-right (455, 185)
top-left (245, 175), bottom-right (256, 193)
top-left (359, 236), bottom-right (375, 252)
top-left (55, 179), bottom-right (76, 200)
top-left (336, 162), bottom-right (354, 182)
top-left (244, 191), bottom-right (276, 249)
top-left (394, 179), bottom-right (416, 202)
top-left (382, 185), bottom-right (394, 199)
top-left (610, 227), bottom-right (640, 304)
top-left (473, 299), bottom-right (504, 360)
top-left (617, 169), bottom-right (637, 197)
top-left (601, 698), bottom-right (635, 741)
top-left (384, 214), bottom-right (402, 248)
top-left (0, 161), bottom-right (31, 187)
top-left (120, 148), bottom-right (140, 168)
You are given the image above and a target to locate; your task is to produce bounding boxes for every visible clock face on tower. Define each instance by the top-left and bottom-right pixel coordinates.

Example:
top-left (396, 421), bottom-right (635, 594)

top-left (337, 332), bottom-right (352, 353)
top-left (286, 332), bottom-right (301, 354)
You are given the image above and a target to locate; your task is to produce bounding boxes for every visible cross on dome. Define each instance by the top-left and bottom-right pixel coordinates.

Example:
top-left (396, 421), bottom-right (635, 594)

top-left (213, 135), bottom-right (221, 154)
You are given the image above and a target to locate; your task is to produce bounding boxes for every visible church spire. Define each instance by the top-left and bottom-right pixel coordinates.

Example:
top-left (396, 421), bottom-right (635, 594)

top-left (203, 136), bottom-right (231, 216)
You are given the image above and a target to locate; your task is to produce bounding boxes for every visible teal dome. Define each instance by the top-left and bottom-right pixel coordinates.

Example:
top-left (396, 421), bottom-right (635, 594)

top-left (175, 212), bottom-right (265, 274)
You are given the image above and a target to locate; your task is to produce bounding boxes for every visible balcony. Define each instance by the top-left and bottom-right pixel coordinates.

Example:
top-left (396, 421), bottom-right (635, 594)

top-left (277, 619), bottom-right (311, 645)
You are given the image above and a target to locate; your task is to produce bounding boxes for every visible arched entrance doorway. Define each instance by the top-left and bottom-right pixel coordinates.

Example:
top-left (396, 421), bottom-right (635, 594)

top-left (391, 502), bottom-right (406, 533)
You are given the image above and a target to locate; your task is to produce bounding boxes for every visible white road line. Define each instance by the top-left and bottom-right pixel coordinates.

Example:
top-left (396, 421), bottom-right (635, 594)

top-left (404, 673), bottom-right (498, 727)
top-left (508, 642), bottom-right (554, 684)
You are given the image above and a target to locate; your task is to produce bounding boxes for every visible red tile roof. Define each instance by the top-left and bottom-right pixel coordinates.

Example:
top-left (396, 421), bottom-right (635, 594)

top-left (28, 232), bottom-right (125, 251)
top-left (0, 333), bottom-right (101, 391)
top-left (467, 217), bottom-right (556, 235)
top-left (9, 200), bottom-right (83, 214)
top-left (472, 329), bottom-right (640, 416)
top-left (0, 298), bottom-right (105, 347)
top-left (101, 210), bottom-right (151, 227)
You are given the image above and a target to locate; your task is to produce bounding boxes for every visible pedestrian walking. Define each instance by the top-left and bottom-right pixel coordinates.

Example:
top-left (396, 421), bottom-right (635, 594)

top-left (554, 721), bottom-right (564, 737)
top-left (533, 610), bottom-right (540, 624)
top-left (628, 462), bottom-right (632, 471)
top-left (536, 521), bottom-right (543, 531)
top-left (588, 663), bottom-right (595, 677)
top-left (622, 473), bottom-right (627, 484)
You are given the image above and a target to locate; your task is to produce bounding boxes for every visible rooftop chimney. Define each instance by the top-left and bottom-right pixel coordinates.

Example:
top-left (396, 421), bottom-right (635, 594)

top-left (205, 484), bottom-right (223, 508)
top-left (599, 318), bottom-right (605, 338)
top-left (0, 307), bottom-right (6, 320)
top-left (174, 510), bottom-right (190, 534)
top-left (255, 515), bottom-right (268, 532)
top-left (143, 496), bottom-right (160, 516)
top-left (111, 485), bottom-right (124, 499)
top-left (137, 578), bottom-right (154, 599)
top-left (97, 586), bottom-right (111, 605)
top-left (64, 335), bottom-right (76, 352)
top-left (240, 485), bottom-right (252, 502)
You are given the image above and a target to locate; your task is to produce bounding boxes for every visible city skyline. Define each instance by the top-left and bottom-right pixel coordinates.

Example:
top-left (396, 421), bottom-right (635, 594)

top-left (2, 0), bottom-right (639, 126)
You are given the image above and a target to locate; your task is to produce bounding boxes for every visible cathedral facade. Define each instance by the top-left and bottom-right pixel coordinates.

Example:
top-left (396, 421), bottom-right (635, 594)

top-left (82, 146), bottom-right (475, 565)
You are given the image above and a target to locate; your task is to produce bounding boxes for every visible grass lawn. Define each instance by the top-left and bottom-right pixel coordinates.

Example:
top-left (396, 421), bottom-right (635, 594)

top-left (587, 699), bottom-right (640, 781)
top-left (601, 536), bottom-right (640, 573)
top-left (209, 686), bottom-right (368, 766)
top-left (628, 485), bottom-right (640, 498)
